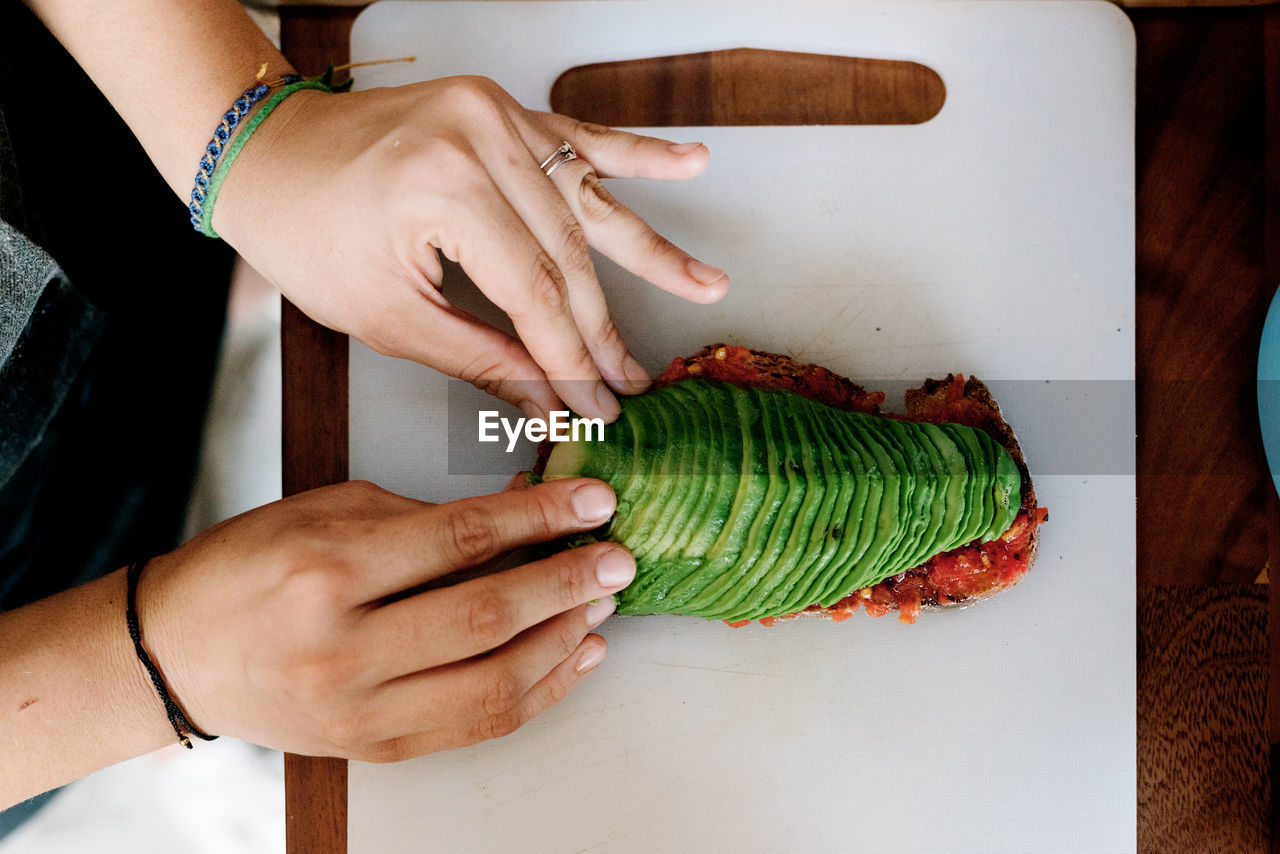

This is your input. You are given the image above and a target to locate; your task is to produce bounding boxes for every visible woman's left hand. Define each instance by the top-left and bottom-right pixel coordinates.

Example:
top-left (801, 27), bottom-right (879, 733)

top-left (213, 77), bottom-right (729, 421)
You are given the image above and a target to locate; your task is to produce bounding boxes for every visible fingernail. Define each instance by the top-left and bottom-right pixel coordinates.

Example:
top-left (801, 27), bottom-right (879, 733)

top-left (686, 259), bottom-right (727, 286)
top-left (576, 643), bottom-right (607, 674)
top-left (520, 400), bottom-right (547, 421)
top-left (595, 382), bottom-right (621, 421)
top-left (669, 141), bottom-right (704, 154)
top-left (572, 482), bottom-right (616, 523)
top-left (585, 597), bottom-right (617, 628)
top-left (622, 356), bottom-right (652, 392)
top-left (596, 548), bottom-right (636, 589)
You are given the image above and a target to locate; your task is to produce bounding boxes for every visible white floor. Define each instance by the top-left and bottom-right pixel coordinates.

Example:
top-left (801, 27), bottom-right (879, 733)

top-left (0, 740), bottom-right (284, 854)
top-left (0, 258), bottom-right (287, 854)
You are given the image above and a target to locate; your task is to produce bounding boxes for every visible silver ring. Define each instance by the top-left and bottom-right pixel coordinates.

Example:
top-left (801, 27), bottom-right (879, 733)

top-left (539, 141), bottom-right (577, 176)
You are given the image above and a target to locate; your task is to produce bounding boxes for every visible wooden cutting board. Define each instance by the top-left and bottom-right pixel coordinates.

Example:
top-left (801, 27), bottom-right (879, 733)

top-left (345, 2), bottom-right (1136, 851)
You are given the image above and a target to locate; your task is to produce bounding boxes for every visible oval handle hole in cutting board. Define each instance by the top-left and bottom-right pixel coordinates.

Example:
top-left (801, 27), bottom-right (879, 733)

top-left (550, 48), bottom-right (944, 126)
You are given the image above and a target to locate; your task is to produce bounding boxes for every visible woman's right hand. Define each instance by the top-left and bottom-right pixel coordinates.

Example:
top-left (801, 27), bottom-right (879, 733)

top-left (135, 477), bottom-right (632, 762)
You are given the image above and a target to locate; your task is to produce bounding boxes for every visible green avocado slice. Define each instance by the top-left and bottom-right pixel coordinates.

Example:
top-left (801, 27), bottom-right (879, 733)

top-left (900, 419), bottom-right (949, 570)
top-left (619, 384), bottom-right (703, 605)
top-left (875, 415), bottom-right (941, 574)
top-left (757, 391), bottom-right (851, 618)
top-left (815, 411), bottom-right (904, 605)
top-left (805, 406), bottom-right (881, 609)
top-left (657, 383), bottom-right (770, 613)
top-left (631, 381), bottom-right (738, 608)
top-left (605, 387), bottom-right (670, 558)
top-left (916, 422), bottom-right (968, 557)
top-left (863, 415), bottom-right (929, 577)
top-left (685, 388), bottom-right (793, 617)
top-left (936, 421), bottom-right (988, 548)
top-left (649, 383), bottom-right (707, 558)
top-left (665, 381), bottom-right (731, 559)
top-left (707, 387), bottom-right (824, 622)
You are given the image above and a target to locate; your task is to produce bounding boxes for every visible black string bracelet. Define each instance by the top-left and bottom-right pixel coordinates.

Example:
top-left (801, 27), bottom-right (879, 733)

top-left (126, 559), bottom-right (218, 749)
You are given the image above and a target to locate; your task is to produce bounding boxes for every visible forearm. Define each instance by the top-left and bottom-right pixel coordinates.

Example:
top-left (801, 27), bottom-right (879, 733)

top-left (0, 568), bottom-right (173, 808)
top-left (23, 0), bottom-right (293, 198)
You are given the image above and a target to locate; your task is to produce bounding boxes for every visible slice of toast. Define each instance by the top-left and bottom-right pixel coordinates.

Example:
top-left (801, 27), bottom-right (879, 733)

top-left (652, 344), bottom-right (1045, 625)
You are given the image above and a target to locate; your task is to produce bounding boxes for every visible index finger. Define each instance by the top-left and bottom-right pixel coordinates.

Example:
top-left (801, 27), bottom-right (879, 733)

top-left (367, 477), bottom-right (617, 601)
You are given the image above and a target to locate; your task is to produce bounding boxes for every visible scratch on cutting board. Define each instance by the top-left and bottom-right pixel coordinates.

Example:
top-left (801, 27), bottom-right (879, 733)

top-left (852, 791), bottom-right (880, 824)
top-left (472, 738), bottom-right (610, 793)
top-left (573, 834), bottom-right (627, 853)
top-left (762, 821), bottom-right (801, 852)
top-left (792, 300), bottom-right (858, 362)
top-left (652, 661), bottom-right (768, 677)
top-left (481, 754), bottom-right (620, 813)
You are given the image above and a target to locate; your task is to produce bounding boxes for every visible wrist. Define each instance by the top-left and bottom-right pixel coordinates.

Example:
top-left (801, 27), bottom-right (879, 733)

top-left (210, 87), bottom-right (331, 248)
top-left (104, 567), bottom-right (183, 750)
top-left (127, 559), bottom-right (218, 747)
top-left (131, 550), bottom-right (219, 740)
top-left (0, 569), bottom-right (174, 806)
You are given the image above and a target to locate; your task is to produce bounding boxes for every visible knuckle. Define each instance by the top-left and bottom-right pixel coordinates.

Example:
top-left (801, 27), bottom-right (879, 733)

top-left (462, 588), bottom-right (516, 649)
top-left (479, 668), bottom-right (522, 717)
top-left (575, 173), bottom-right (619, 226)
top-left (476, 709), bottom-right (524, 742)
top-left (285, 653), bottom-right (353, 703)
top-left (553, 555), bottom-right (590, 612)
top-left (360, 738), bottom-right (414, 764)
top-left (401, 135), bottom-right (469, 180)
top-left (557, 218), bottom-right (593, 274)
top-left (440, 76), bottom-right (507, 125)
top-left (526, 253), bottom-right (568, 314)
top-left (445, 505), bottom-right (498, 564)
top-left (553, 612), bottom-right (586, 659)
top-left (342, 478), bottom-right (382, 497)
top-left (543, 671), bottom-right (575, 707)
top-left (594, 315), bottom-right (626, 355)
top-left (574, 120), bottom-right (615, 147)
top-left (645, 228), bottom-right (681, 261)
top-left (320, 709), bottom-right (371, 750)
top-left (338, 479), bottom-right (394, 509)
top-left (525, 487), bottom-right (562, 538)
top-left (456, 337), bottom-right (527, 397)
top-left (461, 74), bottom-right (503, 98)
top-left (439, 74), bottom-right (491, 103)
top-left (286, 565), bottom-right (353, 616)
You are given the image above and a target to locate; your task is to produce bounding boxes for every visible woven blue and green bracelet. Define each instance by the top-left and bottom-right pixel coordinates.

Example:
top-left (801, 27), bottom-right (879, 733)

top-left (188, 67), bottom-right (352, 238)
top-left (187, 74), bottom-right (297, 231)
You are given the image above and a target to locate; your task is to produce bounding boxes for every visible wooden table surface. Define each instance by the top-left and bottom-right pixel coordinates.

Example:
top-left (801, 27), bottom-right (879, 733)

top-left (278, 6), bottom-right (1279, 852)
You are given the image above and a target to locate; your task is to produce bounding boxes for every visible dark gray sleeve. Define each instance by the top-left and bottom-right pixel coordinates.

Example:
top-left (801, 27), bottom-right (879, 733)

top-left (0, 220), bottom-right (104, 489)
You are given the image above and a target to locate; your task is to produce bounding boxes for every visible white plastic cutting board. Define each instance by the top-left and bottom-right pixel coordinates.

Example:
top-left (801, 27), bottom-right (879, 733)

top-left (347, 2), bottom-right (1136, 852)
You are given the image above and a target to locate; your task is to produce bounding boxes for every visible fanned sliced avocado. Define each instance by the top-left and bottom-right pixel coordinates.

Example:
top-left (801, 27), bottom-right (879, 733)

top-left (638, 384), bottom-right (768, 612)
top-left (748, 392), bottom-right (845, 619)
top-left (543, 379), bottom-right (1021, 619)
top-left (817, 411), bottom-right (902, 604)
top-left (772, 395), bottom-right (861, 617)
top-left (804, 401), bottom-right (881, 609)
top-left (704, 387), bottom-right (820, 622)
top-left (917, 422), bottom-right (968, 556)
top-left (683, 389), bottom-right (792, 617)
top-left (873, 415), bottom-right (940, 574)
